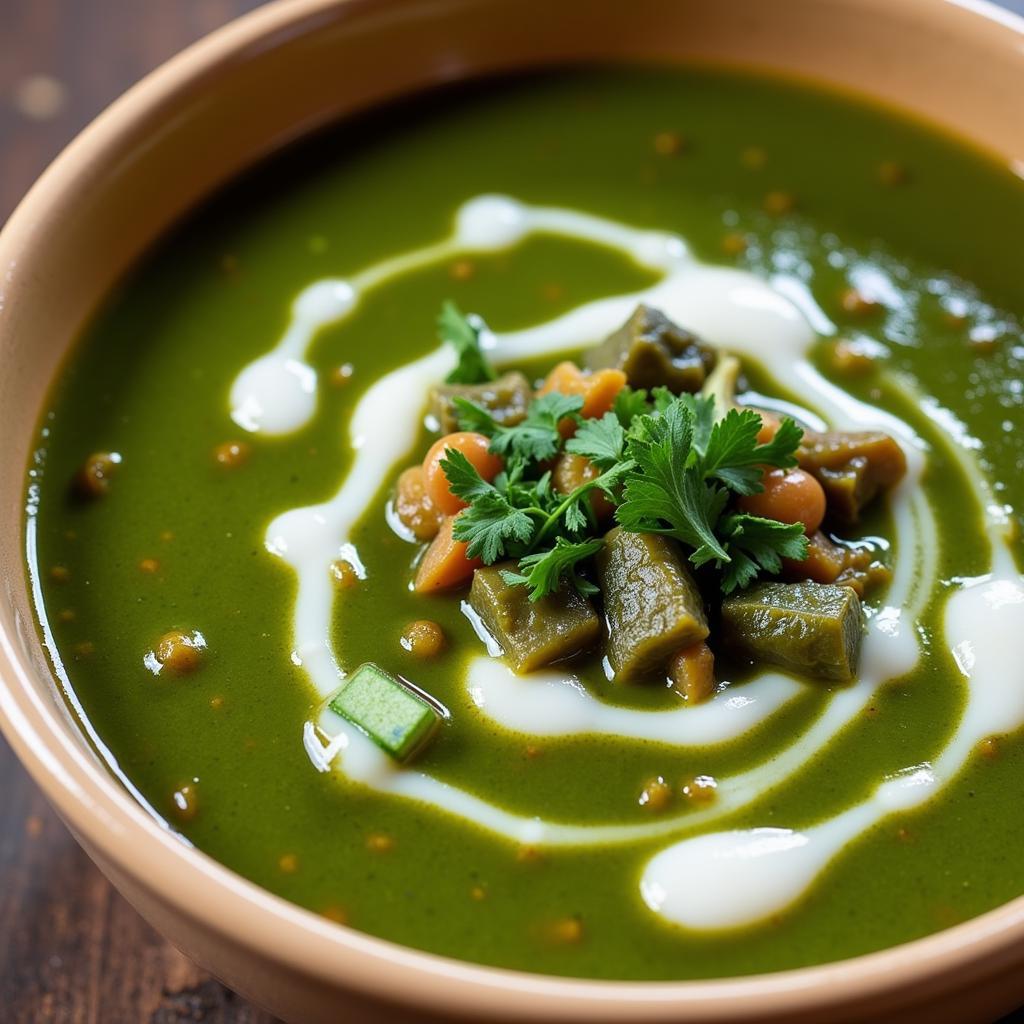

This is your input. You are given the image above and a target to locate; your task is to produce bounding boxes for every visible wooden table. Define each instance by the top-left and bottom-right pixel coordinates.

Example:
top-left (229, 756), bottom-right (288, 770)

top-left (1, 6), bottom-right (276, 1019)
top-left (3, 2), bottom-right (1024, 1021)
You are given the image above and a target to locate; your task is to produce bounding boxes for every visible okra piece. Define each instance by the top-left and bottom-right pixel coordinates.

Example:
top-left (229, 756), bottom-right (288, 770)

top-left (329, 662), bottom-right (441, 761)
top-left (469, 564), bottom-right (601, 673)
top-left (797, 430), bottom-right (906, 523)
top-left (429, 371), bottom-right (532, 433)
top-left (720, 581), bottom-right (863, 682)
top-left (596, 528), bottom-right (709, 683)
top-left (584, 304), bottom-right (715, 394)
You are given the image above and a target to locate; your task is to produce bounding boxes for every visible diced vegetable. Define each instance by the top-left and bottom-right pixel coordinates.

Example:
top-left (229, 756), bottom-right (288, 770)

top-left (737, 467), bottom-right (826, 534)
top-left (552, 453), bottom-right (614, 521)
top-left (329, 662), bottom-right (440, 761)
top-left (782, 529), bottom-right (848, 584)
top-left (469, 563), bottom-right (600, 672)
top-left (797, 430), bottom-right (906, 523)
top-left (414, 515), bottom-right (482, 592)
top-left (422, 432), bottom-right (503, 515)
top-left (539, 361), bottom-right (627, 429)
top-left (394, 466), bottom-right (442, 541)
top-left (783, 531), bottom-right (891, 597)
top-left (429, 371), bottom-right (532, 434)
top-left (669, 641), bottom-right (716, 703)
top-left (585, 304), bottom-right (715, 394)
top-left (720, 581), bottom-right (863, 682)
top-left (596, 528), bottom-right (709, 683)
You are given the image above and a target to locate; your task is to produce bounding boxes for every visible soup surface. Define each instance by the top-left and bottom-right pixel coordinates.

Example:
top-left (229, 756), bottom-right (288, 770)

top-left (25, 67), bottom-right (1024, 979)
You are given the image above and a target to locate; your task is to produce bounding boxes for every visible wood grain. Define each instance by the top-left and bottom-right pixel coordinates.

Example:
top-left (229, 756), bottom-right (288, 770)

top-left (1, 7), bottom-right (277, 1020)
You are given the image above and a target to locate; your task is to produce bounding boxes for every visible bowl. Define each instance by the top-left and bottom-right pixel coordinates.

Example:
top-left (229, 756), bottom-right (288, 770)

top-left (2, 1), bottom-right (1024, 1021)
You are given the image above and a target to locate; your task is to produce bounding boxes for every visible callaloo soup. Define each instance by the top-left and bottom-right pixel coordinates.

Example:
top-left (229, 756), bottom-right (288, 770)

top-left (26, 68), bottom-right (1024, 979)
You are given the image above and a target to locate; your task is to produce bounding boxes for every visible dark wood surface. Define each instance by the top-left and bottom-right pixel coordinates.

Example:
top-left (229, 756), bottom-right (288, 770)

top-left (1, 6), bottom-right (277, 1021)
top-left (4, 2), bottom-right (1024, 1022)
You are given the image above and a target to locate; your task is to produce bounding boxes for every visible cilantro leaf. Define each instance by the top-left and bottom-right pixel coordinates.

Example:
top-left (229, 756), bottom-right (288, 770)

top-left (677, 393), bottom-right (716, 455)
top-left (753, 415), bottom-right (803, 468)
top-left (613, 386), bottom-right (650, 427)
top-left (651, 386), bottom-right (677, 414)
top-left (615, 392), bottom-right (807, 587)
top-left (451, 491), bottom-right (535, 563)
top-left (500, 537), bottom-right (604, 601)
top-left (565, 412), bottom-right (626, 469)
top-left (439, 447), bottom-right (499, 504)
top-left (452, 396), bottom-right (498, 435)
top-left (439, 301), bottom-right (496, 385)
top-left (616, 401), bottom-right (730, 564)
top-left (704, 409), bottom-right (802, 495)
top-left (717, 513), bottom-right (808, 593)
top-left (488, 392), bottom-right (583, 465)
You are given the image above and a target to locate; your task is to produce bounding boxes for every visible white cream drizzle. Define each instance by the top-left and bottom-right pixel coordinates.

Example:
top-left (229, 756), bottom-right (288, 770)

top-left (465, 658), bottom-right (803, 746)
top-left (230, 195), bottom-right (1022, 933)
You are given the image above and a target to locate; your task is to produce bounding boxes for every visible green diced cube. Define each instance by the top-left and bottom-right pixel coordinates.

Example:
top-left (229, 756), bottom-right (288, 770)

top-left (329, 663), bottom-right (440, 761)
top-left (469, 564), bottom-right (601, 673)
top-left (720, 581), bottom-right (863, 682)
top-left (596, 528), bottom-right (708, 683)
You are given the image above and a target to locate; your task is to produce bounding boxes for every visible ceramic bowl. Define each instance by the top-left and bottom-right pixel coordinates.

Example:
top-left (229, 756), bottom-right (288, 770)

top-left (2, 1), bottom-right (1023, 1021)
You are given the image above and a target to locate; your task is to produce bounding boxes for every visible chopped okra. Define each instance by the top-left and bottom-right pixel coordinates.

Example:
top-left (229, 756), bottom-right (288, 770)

top-left (720, 581), bottom-right (863, 682)
top-left (585, 304), bottom-right (715, 393)
top-left (797, 430), bottom-right (906, 523)
top-left (329, 663), bottom-right (440, 761)
top-left (596, 529), bottom-right (709, 683)
top-left (469, 564), bottom-right (601, 672)
top-left (429, 371), bottom-right (533, 433)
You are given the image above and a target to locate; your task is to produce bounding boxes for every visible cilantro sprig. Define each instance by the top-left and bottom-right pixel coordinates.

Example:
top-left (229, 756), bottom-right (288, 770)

top-left (439, 301), bottom-right (496, 385)
top-left (455, 392), bottom-right (583, 466)
top-left (435, 321), bottom-right (808, 599)
top-left (615, 396), bottom-right (807, 592)
top-left (441, 440), bottom-right (633, 599)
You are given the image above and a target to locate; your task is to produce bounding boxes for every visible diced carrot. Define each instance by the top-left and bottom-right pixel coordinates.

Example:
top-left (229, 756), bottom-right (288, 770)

top-left (668, 642), bottom-right (716, 703)
top-left (413, 515), bottom-right (481, 593)
top-left (422, 432), bottom-right (503, 516)
top-left (539, 361), bottom-right (627, 435)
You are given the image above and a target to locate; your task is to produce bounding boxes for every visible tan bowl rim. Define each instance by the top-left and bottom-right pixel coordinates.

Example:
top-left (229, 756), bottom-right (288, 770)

top-left (3, 0), bottom-right (1024, 1018)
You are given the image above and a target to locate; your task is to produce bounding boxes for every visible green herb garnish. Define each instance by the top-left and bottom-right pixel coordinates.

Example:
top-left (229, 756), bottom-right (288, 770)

top-left (441, 373), bottom-right (808, 600)
top-left (616, 395), bottom-right (807, 592)
top-left (439, 301), bottom-right (497, 384)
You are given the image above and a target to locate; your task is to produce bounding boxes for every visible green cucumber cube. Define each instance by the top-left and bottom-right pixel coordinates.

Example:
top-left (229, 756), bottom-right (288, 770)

top-left (329, 663), bottom-right (440, 761)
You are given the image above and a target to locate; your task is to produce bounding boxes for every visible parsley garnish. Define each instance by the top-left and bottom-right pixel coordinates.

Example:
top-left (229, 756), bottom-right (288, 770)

top-left (439, 361), bottom-right (807, 599)
top-left (439, 301), bottom-right (497, 385)
top-left (500, 537), bottom-right (604, 601)
top-left (565, 412), bottom-right (626, 469)
top-left (615, 396), bottom-right (807, 591)
top-left (454, 391), bottom-right (584, 468)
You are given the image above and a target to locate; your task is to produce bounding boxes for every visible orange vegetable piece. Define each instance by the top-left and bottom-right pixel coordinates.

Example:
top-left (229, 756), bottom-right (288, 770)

top-left (422, 432), bottom-right (502, 516)
top-left (539, 361), bottom-right (627, 435)
top-left (668, 641), bottom-right (716, 703)
top-left (413, 515), bottom-right (481, 593)
top-left (737, 467), bottom-right (826, 534)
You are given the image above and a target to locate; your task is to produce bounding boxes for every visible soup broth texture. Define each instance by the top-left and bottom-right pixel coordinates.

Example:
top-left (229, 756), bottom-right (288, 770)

top-left (25, 68), bottom-right (1024, 979)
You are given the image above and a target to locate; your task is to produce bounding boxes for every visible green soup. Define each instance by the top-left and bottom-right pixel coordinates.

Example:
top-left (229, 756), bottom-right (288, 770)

top-left (25, 67), bottom-right (1024, 980)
